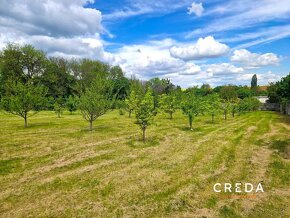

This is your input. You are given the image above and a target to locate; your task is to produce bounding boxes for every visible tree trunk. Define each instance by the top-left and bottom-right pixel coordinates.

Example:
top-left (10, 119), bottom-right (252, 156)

top-left (212, 114), bottom-right (214, 123)
top-left (189, 115), bottom-right (193, 130)
top-left (129, 110), bottom-right (131, 118)
top-left (224, 111), bottom-right (227, 120)
top-left (58, 112), bottom-right (61, 118)
top-left (232, 110), bottom-right (235, 118)
top-left (170, 112), bottom-right (173, 119)
top-left (142, 127), bottom-right (146, 142)
top-left (89, 120), bottom-right (93, 131)
top-left (24, 114), bottom-right (28, 128)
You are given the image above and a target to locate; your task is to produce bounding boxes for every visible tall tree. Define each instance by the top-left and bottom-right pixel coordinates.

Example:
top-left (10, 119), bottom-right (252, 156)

top-left (251, 74), bottom-right (258, 89)
top-left (41, 57), bottom-right (76, 99)
top-left (135, 88), bottom-right (155, 142)
top-left (220, 86), bottom-right (238, 102)
top-left (1, 81), bottom-right (47, 127)
top-left (110, 66), bottom-right (130, 100)
top-left (0, 44), bottom-right (47, 95)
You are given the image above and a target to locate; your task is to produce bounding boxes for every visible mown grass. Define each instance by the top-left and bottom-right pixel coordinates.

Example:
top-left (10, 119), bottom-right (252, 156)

top-left (0, 110), bottom-right (289, 217)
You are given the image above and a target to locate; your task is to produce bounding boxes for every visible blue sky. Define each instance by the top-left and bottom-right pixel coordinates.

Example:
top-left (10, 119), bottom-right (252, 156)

top-left (0, 0), bottom-right (290, 87)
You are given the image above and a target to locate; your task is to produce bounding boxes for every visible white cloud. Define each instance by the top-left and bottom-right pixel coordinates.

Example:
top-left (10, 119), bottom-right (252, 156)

top-left (170, 36), bottom-right (229, 60)
top-left (230, 49), bottom-right (280, 68)
top-left (186, 0), bottom-right (290, 40)
top-left (187, 2), bottom-right (204, 16)
top-left (111, 38), bottom-right (203, 85)
top-left (236, 71), bottom-right (281, 84)
top-left (0, 0), bottom-right (118, 64)
top-left (0, 0), bottom-right (102, 37)
top-left (103, 0), bottom-right (195, 20)
top-left (205, 63), bottom-right (244, 76)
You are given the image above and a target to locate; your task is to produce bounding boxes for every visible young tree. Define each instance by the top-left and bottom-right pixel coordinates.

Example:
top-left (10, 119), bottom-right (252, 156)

top-left (135, 89), bottom-right (155, 142)
top-left (205, 93), bottom-right (222, 123)
top-left (125, 90), bottom-right (138, 118)
top-left (221, 100), bottom-right (231, 120)
top-left (79, 76), bottom-right (112, 131)
top-left (238, 97), bottom-right (260, 113)
top-left (1, 81), bottom-right (47, 127)
top-left (54, 98), bottom-right (65, 118)
top-left (66, 95), bottom-right (78, 114)
top-left (159, 92), bottom-right (178, 119)
top-left (181, 92), bottom-right (205, 130)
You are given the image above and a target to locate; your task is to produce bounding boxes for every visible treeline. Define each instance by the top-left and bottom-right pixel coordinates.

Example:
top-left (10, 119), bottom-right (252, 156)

top-left (0, 44), bottom-right (271, 141)
top-left (267, 73), bottom-right (290, 113)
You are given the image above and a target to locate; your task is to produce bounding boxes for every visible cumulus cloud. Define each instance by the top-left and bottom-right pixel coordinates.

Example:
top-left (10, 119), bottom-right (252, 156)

top-left (236, 71), bottom-right (281, 84)
top-left (0, 0), bottom-right (118, 63)
top-left (113, 39), bottom-right (202, 82)
top-left (187, 2), bottom-right (204, 16)
top-left (170, 36), bottom-right (229, 61)
top-left (0, 0), bottom-right (102, 37)
top-left (230, 49), bottom-right (280, 68)
top-left (205, 63), bottom-right (244, 76)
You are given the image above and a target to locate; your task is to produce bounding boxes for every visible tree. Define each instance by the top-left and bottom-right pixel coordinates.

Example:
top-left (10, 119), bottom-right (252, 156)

top-left (54, 101), bottom-right (64, 118)
top-left (135, 89), bottom-right (155, 142)
top-left (110, 66), bottom-right (130, 100)
top-left (159, 92), bottom-right (178, 119)
top-left (1, 81), bottom-right (47, 127)
top-left (221, 100), bottom-right (231, 120)
top-left (267, 73), bottom-right (290, 113)
top-left (181, 92), bottom-right (205, 130)
top-left (41, 57), bottom-right (76, 99)
top-left (66, 95), bottom-right (78, 114)
top-left (220, 86), bottom-right (238, 102)
top-left (125, 90), bottom-right (139, 118)
top-left (0, 44), bottom-right (47, 95)
top-left (205, 93), bottom-right (222, 123)
top-left (238, 97), bottom-right (260, 113)
top-left (237, 86), bottom-right (252, 99)
top-left (251, 74), bottom-right (258, 90)
top-left (79, 76), bottom-right (113, 131)
top-left (229, 100), bottom-right (239, 118)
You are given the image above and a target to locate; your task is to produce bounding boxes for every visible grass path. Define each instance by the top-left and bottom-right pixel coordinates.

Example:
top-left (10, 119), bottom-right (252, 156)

top-left (0, 110), bottom-right (289, 217)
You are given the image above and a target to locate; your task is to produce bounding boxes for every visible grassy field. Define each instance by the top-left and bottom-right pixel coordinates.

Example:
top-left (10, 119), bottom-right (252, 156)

top-left (0, 110), bottom-right (289, 217)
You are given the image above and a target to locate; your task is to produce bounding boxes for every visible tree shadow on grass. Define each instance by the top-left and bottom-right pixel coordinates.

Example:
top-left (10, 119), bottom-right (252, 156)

top-left (16, 122), bottom-right (55, 129)
top-left (177, 126), bottom-right (203, 132)
top-left (269, 139), bottom-right (290, 159)
top-left (79, 124), bottom-right (112, 133)
top-left (126, 135), bottom-right (161, 148)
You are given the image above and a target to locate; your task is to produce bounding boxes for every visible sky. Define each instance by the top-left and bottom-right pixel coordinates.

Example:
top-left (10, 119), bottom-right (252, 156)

top-left (0, 0), bottom-right (290, 87)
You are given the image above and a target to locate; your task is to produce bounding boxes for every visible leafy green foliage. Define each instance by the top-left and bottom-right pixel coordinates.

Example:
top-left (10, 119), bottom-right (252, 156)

top-left (125, 90), bottom-right (139, 118)
top-left (238, 97), bottom-right (261, 113)
top-left (267, 73), bottom-right (290, 104)
top-left (205, 93), bottom-right (222, 123)
top-left (79, 76), bottom-right (113, 131)
top-left (219, 86), bottom-right (238, 102)
top-left (1, 81), bottom-right (47, 127)
top-left (66, 95), bottom-right (79, 114)
top-left (181, 92), bottom-right (205, 130)
top-left (54, 101), bottom-right (64, 118)
top-left (159, 92), bottom-right (179, 119)
top-left (135, 88), bottom-right (155, 142)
